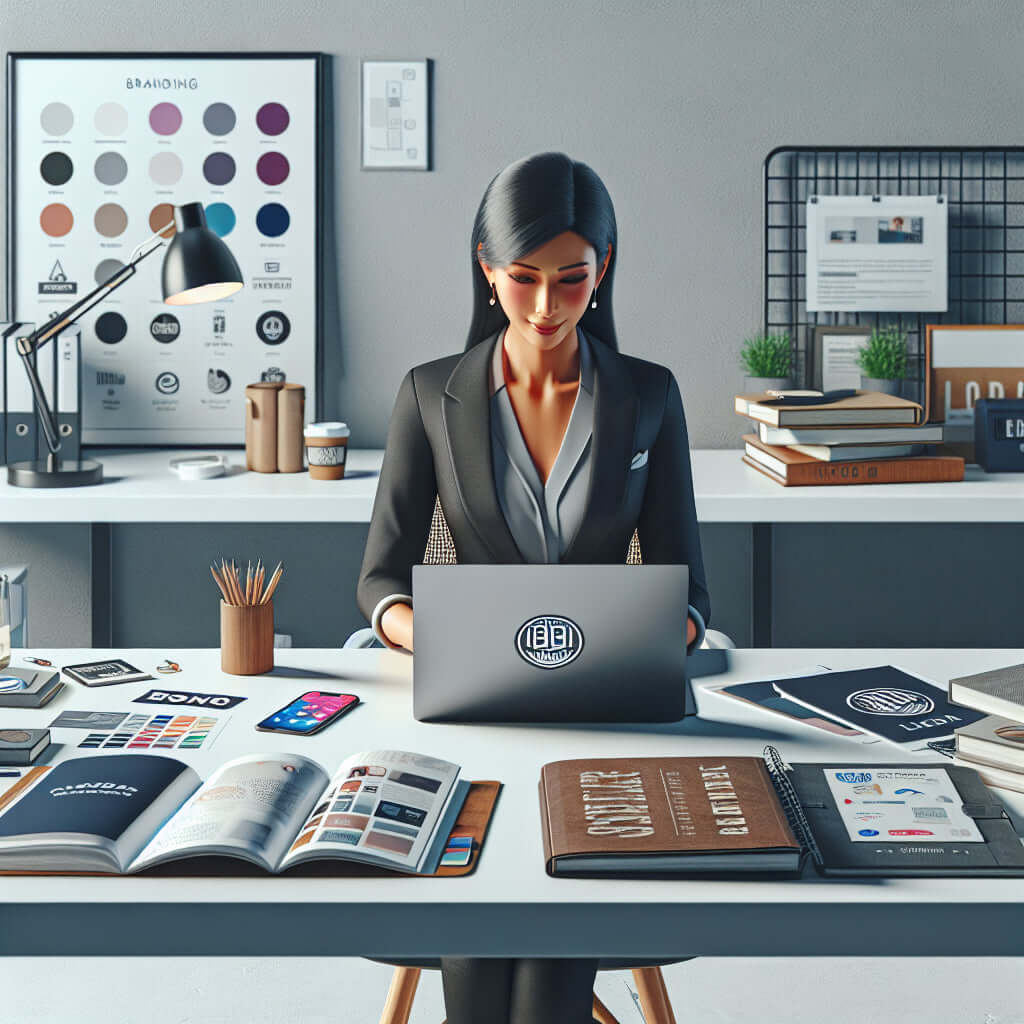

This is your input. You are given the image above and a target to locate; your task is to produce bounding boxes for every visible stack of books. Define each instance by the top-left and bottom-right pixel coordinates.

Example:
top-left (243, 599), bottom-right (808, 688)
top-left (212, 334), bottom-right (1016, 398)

top-left (949, 664), bottom-right (1024, 794)
top-left (735, 389), bottom-right (964, 486)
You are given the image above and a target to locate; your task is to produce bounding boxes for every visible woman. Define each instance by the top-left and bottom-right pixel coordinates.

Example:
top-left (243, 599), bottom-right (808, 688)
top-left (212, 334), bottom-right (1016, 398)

top-left (357, 152), bottom-right (710, 1024)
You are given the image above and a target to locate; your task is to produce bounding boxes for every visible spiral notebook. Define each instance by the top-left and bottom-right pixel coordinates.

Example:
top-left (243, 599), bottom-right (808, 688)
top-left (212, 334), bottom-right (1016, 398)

top-left (764, 746), bottom-right (1024, 877)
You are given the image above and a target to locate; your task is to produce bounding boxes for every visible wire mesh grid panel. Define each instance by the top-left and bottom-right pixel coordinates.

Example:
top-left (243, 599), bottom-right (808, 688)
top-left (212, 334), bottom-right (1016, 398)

top-left (763, 146), bottom-right (1024, 402)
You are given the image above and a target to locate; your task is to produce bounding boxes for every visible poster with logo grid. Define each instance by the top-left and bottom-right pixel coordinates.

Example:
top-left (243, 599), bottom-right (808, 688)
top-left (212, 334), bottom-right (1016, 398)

top-left (6, 52), bottom-right (323, 445)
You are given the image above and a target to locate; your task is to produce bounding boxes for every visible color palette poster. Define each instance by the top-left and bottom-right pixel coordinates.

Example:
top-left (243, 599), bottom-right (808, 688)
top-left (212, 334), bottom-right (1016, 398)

top-left (76, 711), bottom-right (226, 750)
top-left (8, 53), bottom-right (322, 445)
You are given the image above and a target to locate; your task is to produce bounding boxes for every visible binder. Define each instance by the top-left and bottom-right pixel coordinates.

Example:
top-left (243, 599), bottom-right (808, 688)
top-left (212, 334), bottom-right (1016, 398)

top-left (55, 324), bottom-right (82, 462)
top-left (763, 745), bottom-right (1024, 877)
top-left (2, 323), bottom-right (36, 466)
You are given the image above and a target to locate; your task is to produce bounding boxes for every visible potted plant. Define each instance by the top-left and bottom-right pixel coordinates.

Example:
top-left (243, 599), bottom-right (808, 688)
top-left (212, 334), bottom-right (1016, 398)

top-left (740, 331), bottom-right (793, 392)
top-left (856, 325), bottom-right (908, 396)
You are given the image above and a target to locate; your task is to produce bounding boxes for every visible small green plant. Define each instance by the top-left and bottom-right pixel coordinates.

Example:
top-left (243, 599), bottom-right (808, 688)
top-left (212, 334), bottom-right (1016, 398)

top-left (856, 325), bottom-right (908, 380)
top-left (740, 331), bottom-right (792, 378)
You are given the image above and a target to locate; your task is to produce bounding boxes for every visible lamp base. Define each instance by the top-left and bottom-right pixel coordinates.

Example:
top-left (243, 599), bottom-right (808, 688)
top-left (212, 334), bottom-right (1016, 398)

top-left (7, 459), bottom-right (104, 488)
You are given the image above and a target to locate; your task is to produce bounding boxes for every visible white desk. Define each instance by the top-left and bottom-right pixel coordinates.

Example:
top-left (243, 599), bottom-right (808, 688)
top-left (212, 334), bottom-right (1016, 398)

top-left (2, 647), bottom-right (1022, 958)
top-left (2, 448), bottom-right (1022, 523)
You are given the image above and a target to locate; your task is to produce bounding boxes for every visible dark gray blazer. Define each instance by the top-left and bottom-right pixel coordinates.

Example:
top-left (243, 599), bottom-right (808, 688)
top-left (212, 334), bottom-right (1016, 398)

top-left (356, 330), bottom-right (711, 628)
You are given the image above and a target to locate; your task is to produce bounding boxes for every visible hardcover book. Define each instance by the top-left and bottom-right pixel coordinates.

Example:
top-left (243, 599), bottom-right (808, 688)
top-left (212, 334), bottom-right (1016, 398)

top-left (948, 663), bottom-right (1024, 721)
top-left (538, 749), bottom-right (1024, 878)
top-left (955, 715), bottom-right (1024, 773)
top-left (735, 390), bottom-right (923, 427)
top-left (742, 435), bottom-right (965, 487)
top-left (0, 749), bottom-right (470, 875)
top-left (756, 422), bottom-right (945, 446)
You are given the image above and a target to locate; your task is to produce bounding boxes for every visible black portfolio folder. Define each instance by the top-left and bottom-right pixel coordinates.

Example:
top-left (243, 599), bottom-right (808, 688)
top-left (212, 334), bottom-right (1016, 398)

top-left (764, 746), bottom-right (1024, 877)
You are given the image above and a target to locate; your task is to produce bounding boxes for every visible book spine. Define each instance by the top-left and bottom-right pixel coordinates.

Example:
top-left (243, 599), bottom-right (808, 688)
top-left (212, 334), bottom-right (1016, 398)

top-left (744, 455), bottom-right (964, 486)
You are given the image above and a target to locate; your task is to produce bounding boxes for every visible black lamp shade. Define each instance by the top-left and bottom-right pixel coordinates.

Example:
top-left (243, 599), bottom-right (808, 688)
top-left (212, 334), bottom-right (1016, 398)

top-left (162, 202), bottom-right (244, 305)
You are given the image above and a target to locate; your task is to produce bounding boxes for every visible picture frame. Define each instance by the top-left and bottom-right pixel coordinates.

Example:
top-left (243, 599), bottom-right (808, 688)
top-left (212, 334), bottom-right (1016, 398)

top-left (925, 324), bottom-right (1024, 424)
top-left (6, 51), bottom-right (325, 446)
top-left (811, 325), bottom-right (872, 392)
top-left (360, 60), bottom-right (431, 171)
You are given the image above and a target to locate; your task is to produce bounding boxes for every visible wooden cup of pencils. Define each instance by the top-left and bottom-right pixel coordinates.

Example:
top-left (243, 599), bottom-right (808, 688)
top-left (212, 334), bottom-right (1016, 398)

top-left (211, 559), bottom-right (283, 675)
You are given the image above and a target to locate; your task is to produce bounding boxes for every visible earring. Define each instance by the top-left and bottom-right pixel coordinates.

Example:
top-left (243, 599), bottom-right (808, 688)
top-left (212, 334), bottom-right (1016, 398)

top-left (590, 288), bottom-right (598, 310)
top-left (489, 283), bottom-right (497, 307)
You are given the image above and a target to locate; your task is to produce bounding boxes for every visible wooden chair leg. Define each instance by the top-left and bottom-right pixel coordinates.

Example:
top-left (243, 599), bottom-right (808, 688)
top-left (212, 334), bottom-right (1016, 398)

top-left (592, 991), bottom-right (621, 1024)
top-left (380, 966), bottom-right (421, 1024)
top-left (631, 966), bottom-right (677, 1024)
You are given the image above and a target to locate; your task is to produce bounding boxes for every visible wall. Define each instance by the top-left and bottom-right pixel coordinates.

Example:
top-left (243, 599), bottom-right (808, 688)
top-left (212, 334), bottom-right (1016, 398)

top-left (2, 2), bottom-right (1022, 1021)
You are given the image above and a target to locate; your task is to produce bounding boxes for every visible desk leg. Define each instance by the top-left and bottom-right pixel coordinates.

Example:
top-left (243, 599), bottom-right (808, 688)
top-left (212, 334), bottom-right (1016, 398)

top-left (90, 524), bottom-right (112, 648)
top-left (752, 523), bottom-right (772, 648)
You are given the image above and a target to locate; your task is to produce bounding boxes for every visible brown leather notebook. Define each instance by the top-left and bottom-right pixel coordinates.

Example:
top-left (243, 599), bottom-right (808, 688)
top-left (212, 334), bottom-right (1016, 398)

top-left (539, 756), bottom-right (800, 876)
top-left (0, 772), bottom-right (500, 879)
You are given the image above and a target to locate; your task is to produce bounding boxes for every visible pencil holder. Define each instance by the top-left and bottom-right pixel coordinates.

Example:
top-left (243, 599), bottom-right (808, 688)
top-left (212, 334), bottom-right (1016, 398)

top-left (220, 599), bottom-right (274, 675)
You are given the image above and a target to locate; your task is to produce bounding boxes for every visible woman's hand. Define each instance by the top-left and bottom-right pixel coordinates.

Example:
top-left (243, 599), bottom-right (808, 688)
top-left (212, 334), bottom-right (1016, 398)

top-left (687, 615), bottom-right (697, 648)
top-left (381, 602), bottom-right (414, 652)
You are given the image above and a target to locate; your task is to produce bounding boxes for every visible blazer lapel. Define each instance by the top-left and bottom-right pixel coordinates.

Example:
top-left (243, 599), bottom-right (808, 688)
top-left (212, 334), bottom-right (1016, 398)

top-left (563, 334), bottom-right (638, 561)
top-left (442, 332), bottom-right (525, 563)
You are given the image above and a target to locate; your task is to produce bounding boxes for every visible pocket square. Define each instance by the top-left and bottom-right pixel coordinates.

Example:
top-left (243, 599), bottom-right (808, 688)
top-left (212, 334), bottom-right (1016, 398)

top-left (630, 449), bottom-right (649, 470)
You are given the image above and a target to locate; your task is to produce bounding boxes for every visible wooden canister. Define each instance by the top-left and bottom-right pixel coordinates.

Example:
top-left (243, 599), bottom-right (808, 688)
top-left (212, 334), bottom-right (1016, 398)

top-left (276, 383), bottom-right (306, 473)
top-left (245, 383), bottom-right (283, 473)
top-left (220, 599), bottom-right (274, 675)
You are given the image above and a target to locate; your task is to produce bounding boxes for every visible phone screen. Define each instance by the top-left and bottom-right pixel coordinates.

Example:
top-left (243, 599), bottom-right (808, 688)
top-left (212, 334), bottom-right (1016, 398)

top-left (257, 692), bottom-right (359, 734)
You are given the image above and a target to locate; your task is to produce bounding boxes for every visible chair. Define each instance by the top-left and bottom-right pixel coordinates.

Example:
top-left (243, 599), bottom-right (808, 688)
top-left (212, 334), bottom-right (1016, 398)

top-left (352, 498), bottom-right (731, 1024)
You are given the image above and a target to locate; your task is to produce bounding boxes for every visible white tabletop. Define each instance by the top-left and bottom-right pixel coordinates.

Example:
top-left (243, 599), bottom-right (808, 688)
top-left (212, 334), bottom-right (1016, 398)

top-left (1, 449), bottom-right (1020, 523)
top-left (2, 647), bottom-right (1023, 957)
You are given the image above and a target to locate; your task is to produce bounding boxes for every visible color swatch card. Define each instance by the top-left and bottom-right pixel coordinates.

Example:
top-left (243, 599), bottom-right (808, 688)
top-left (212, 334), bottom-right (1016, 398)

top-left (76, 712), bottom-right (226, 750)
top-left (8, 53), bottom-right (322, 445)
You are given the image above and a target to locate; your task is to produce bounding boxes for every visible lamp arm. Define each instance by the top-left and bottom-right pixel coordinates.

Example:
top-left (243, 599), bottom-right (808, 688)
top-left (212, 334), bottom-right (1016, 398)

top-left (15, 222), bottom-right (172, 459)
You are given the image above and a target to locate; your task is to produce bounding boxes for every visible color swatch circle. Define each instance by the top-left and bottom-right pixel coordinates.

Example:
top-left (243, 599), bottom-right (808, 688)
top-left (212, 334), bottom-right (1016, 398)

top-left (40, 102), bottom-right (74, 137)
top-left (205, 202), bottom-right (236, 237)
top-left (149, 102), bottom-right (182, 136)
top-left (40, 152), bottom-right (73, 186)
top-left (149, 151), bottom-right (183, 186)
top-left (203, 102), bottom-right (236, 136)
top-left (203, 152), bottom-right (236, 186)
top-left (96, 311), bottom-right (128, 345)
top-left (40, 203), bottom-right (73, 237)
top-left (95, 259), bottom-right (126, 286)
top-left (95, 102), bottom-right (129, 137)
top-left (256, 102), bottom-right (290, 136)
top-left (256, 202), bottom-right (290, 237)
top-left (95, 203), bottom-right (128, 238)
top-left (94, 151), bottom-right (128, 186)
top-left (149, 203), bottom-right (177, 238)
top-left (257, 152), bottom-right (290, 186)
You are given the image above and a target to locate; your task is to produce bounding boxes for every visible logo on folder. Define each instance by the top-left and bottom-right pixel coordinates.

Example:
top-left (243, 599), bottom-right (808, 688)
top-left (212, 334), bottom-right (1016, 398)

top-left (846, 688), bottom-right (935, 717)
top-left (515, 615), bottom-right (584, 670)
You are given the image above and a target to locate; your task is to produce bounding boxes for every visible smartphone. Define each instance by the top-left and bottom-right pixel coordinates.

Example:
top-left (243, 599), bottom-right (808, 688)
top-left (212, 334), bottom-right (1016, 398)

top-left (256, 691), bottom-right (360, 735)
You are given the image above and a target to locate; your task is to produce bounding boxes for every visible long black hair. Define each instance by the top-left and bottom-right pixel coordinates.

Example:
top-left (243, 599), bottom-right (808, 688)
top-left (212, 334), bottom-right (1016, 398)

top-left (466, 152), bottom-right (619, 352)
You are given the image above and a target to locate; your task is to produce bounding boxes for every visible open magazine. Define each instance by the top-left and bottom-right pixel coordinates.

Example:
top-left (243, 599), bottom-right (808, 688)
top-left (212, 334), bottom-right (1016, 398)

top-left (0, 749), bottom-right (467, 875)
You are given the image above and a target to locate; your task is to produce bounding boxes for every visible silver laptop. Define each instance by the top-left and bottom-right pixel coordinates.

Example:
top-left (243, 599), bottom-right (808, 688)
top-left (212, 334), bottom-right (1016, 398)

top-left (413, 564), bottom-right (692, 723)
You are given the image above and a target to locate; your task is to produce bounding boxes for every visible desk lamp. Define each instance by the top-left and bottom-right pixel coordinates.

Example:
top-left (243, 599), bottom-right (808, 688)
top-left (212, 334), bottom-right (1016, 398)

top-left (7, 202), bottom-right (243, 487)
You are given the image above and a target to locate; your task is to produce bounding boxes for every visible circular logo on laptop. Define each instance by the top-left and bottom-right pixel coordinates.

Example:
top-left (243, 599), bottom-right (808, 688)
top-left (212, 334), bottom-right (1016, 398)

top-left (515, 615), bottom-right (584, 670)
top-left (846, 688), bottom-right (935, 716)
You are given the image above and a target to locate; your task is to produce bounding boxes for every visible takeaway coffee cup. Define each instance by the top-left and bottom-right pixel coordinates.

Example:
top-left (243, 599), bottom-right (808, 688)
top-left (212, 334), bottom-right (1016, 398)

top-left (304, 422), bottom-right (350, 479)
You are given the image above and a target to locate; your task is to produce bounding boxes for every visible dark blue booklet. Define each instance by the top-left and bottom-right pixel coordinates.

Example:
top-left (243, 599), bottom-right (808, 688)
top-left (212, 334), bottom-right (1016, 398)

top-left (773, 666), bottom-right (987, 749)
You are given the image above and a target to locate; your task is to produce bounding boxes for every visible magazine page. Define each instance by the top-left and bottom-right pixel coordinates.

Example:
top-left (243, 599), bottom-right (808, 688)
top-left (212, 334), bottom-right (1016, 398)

top-left (0, 754), bottom-right (199, 873)
top-left (279, 750), bottom-right (461, 874)
top-left (128, 753), bottom-right (328, 873)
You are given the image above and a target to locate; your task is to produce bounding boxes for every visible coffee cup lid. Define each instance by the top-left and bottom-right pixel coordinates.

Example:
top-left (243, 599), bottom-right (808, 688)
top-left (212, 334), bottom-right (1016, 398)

top-left (304, 421), bottom-right (350, 439)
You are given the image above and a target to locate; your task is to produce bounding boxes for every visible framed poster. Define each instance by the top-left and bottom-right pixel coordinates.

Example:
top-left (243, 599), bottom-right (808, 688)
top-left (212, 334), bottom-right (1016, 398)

top-left (7, 52), bottom-right (324, 445)
top-left (360, 60), bottom-right (430, 170)
top-left (925, 324), bottom-right (1024, 424)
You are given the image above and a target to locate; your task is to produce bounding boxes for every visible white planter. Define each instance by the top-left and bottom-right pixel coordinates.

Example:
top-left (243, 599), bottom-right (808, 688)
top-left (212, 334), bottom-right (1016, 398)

top-left (860, 376), bottom-right (902, 397)
top-left (744, 376), bottom-right (792, 393)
